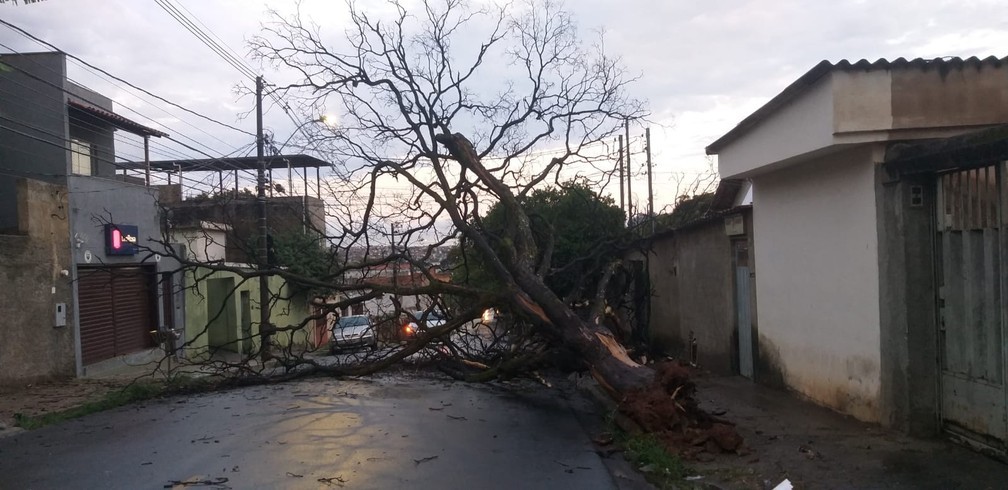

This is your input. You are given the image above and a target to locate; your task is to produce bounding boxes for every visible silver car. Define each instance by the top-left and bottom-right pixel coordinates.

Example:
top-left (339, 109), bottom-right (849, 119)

top-left (331, 315), bottom-right (378, 353)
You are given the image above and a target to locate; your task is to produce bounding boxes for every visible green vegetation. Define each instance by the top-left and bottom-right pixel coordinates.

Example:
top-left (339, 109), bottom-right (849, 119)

top-left (13, 376), bottom-right (214, 430)
top-left (624, 432), bottom-right (687, 485)
top-left (656, 191), bottom-right (715, 230)
top-left (269, 230), bottom-right (338, 295)
top-left (452, 179), bottom-right (626, 301)
top-left (604, 409), bottom-right (688, 489)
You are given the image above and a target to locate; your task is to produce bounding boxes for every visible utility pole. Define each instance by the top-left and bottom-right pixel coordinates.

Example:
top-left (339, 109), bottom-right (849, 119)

top-left (646, 127), bottom-right (654, 234)
top-left (618, 136), bottom-right (624, 219)
top-left (143, 135), bottom-right (150, 187)
top-left (625, 118), bottom-right (632, 224)
top-left (256, 75), bottom-right (272, 360)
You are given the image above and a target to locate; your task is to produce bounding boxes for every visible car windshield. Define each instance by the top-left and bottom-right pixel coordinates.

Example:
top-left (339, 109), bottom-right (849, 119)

top-left (337, 316), bottom-right (370, 329)
top-left (410, 311), bottom-right (443, 321)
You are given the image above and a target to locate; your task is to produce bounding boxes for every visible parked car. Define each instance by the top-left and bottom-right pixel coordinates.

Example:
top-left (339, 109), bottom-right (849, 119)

top-left (402, 309), bottom-right (447, 338)
top-left (331, 315), bottom-right (378, 353)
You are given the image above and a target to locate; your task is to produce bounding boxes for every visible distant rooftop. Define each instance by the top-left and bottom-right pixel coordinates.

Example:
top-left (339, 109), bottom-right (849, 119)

top-left (122, 154), bottom-right (330, 172)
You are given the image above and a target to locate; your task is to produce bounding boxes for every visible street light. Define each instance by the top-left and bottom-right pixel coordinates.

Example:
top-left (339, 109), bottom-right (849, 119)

top-left (265, 115), bottom-right (336, 199)
top-left (271, 114), bottom-right (338, 156)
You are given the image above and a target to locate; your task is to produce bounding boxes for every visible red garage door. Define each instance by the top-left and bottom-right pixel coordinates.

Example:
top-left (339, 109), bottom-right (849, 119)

top-left (78, 266), bottom-right (157, 365)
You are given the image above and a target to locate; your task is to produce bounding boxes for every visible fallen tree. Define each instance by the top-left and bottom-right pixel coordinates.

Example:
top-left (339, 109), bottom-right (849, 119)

top-left (136, 1), bottom-right (747, 462)
top-left (242, 0), bottom-right (657, 394)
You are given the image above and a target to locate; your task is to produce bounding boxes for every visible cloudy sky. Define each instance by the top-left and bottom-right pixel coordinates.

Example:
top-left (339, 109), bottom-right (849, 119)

top-left (2, 0), bottom-right (1007, 212)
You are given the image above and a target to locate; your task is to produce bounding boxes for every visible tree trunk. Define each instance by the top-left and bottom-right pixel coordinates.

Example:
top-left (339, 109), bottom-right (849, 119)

top-left (435, 132), bottom-right (654, 398)
top-left (511, 266), bottom-right (653, 397)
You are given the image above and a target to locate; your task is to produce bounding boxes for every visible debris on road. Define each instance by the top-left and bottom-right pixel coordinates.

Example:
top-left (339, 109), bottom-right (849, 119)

top-left (317, 475), bottom-right (347, 487)
top-left (163, 476), bottom-right (229, 488)
top-left (413, 455), bottom-right (439, 465)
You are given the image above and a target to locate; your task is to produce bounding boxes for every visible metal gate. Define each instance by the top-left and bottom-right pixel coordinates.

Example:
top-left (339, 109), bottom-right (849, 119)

top-left (78, 266), bottom-right (157, 365)
top-left (936, 162), bottom-right (1006, 448)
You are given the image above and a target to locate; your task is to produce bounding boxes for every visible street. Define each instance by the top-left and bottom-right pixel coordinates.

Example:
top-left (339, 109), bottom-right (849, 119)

top-left (0, 372), bottom-right (620, 490)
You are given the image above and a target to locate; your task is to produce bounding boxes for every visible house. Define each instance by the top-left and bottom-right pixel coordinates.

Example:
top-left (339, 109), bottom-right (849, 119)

top-left (706, 56), bottom-right (1008, 450)
top-left (134, 156), bottom-right (330, 358)
top-left (166, 215), bottom-right (315, 358)
top-left (0, 52), bottom-right (180, 382)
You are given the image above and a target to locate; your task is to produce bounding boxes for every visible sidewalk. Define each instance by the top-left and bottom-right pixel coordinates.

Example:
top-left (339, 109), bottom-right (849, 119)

top-left (690, 374), bottom-right (1008, 489)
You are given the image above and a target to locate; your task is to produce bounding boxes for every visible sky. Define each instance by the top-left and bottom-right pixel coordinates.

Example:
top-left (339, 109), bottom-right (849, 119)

top-left (2, 0), bottom-right (1007, 214)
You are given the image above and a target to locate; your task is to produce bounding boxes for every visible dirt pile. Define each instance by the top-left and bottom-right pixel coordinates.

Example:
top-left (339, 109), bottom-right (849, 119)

top-left (619, 361), bottom-right (744, 460)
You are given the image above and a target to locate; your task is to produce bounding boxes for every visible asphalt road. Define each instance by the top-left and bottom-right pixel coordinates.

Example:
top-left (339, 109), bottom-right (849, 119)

top-left (0, 372), bottom-right (620, 490)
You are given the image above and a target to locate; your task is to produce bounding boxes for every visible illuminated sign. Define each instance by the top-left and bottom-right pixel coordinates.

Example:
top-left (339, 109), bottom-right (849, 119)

top-left (104, 224), bottom-right (139, 255)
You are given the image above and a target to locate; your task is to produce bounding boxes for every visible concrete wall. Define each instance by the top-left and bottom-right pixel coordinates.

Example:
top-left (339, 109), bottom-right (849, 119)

top-left (891, 63), bottom-right (1008, 130)
top-left (0, 53), bottom-right (70, 231)
top-left (67, 175), bottom-right (166, 266)
top-left (832, 70), bottom-right (893, 133)
top-left (676, 221), bottom-right (735, 373)
top-left (166, 195), bottom-right (326, 263)
top-left (0, 179), bottom-right (75, 385)
top-left (875, 169), bottom-right (940, 435)
top-left (751, 145), bottom-right (882, 422)
top-left (645, 208), bottom-right (755, 375)
top-left (647, 237), bottom-right (681, 354)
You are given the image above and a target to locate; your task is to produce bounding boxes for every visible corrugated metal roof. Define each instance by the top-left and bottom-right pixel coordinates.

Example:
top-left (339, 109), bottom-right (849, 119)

top-left (67, 99), bottom-right (168, 138)
top-left (706, 56), bottom-right (1008, 155)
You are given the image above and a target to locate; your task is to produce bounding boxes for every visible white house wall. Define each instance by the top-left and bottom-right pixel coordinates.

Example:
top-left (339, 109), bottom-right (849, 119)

top-left (172, 229), bottom-right (227, 262)
top-left (751, 144), bottom-right (882, 422)
top-left (718, 77), bottom-right (835, 179)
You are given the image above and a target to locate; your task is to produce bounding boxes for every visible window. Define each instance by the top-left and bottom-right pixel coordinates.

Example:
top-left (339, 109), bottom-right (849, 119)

top-left (70, 139), bottom-right (92, 175)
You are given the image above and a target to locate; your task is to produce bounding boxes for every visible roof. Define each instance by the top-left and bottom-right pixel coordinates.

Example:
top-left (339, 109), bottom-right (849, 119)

top-left (67, 99), bottom-right (168, 138)
top-left (121, 154), bottom-right (330, 172)
top-left (706, 56), bottom-right (1008, 155)
top-left (710, 179), bottom-right (744, 212)
top-left (884, 123), bottom-right (1008, 175)
top-left (646, 204), bottom-right (753, 244)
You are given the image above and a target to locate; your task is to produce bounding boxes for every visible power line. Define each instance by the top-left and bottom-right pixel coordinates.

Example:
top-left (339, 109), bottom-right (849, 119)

top-left (149, 1), bottom-right (327, 162)
top-left (0, 46), bottom-right (263, 180)
top-left (0, 18), bottom-right (255, 137)
top-left (0, 40), bottom-right (248, 161)
top-left (154, 0), bottom-right (258, 81)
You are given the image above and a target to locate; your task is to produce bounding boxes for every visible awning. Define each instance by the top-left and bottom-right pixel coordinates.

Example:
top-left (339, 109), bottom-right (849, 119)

top-left (884, 124), bottom-right (1008, 176)
top-left (67, 99), bottom-right (168, 138)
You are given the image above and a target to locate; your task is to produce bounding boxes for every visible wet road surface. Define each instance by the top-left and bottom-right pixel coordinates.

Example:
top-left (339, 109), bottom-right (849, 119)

top-left (0, 372), bottom-right (617, 489)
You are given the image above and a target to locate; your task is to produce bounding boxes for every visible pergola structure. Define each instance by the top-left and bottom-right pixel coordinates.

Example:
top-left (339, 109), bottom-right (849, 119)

top-left (121, 154), bottom-right (330, 199)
